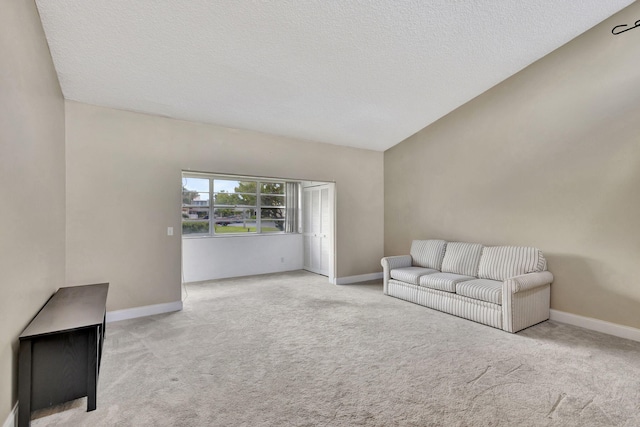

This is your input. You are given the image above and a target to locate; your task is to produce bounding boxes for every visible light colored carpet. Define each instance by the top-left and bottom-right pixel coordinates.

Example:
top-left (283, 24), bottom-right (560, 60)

top-left (32, 270), bottom-right (640, 426)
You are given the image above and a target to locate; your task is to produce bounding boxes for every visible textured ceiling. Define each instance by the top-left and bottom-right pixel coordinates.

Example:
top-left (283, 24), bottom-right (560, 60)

top-left (35, 1), bottom-right (634, 151)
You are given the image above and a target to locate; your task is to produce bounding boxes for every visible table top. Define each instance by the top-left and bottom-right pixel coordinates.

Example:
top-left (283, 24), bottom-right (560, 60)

top-left (20, 283), bottom-right (109, 339)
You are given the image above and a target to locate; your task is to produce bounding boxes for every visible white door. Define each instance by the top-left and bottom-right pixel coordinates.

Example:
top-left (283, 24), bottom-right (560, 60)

top-left (303, 185), bottom-right (330, 276)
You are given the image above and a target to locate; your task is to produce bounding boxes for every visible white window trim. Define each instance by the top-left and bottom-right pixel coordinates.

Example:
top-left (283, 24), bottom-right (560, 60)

top-left (182, 172), bottom-right (299, 238)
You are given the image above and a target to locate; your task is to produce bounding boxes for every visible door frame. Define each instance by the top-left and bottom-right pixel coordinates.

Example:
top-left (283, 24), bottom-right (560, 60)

top-left (302, 181), bottom-right (336, 284)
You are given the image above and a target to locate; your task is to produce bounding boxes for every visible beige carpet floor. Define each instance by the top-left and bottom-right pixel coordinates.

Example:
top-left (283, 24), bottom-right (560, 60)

top-left (31, 270), bottom-right (640, 426)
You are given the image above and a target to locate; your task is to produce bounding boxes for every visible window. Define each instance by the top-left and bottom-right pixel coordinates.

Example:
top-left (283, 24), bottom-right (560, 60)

top-left (259, 182), bottom-right (286, 233)
top-left (182, 173), bottom-right (299, 236)
top-left (181, 177), bottom-right (210, 234)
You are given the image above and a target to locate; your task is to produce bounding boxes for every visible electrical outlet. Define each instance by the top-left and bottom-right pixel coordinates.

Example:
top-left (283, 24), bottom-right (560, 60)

top-left (167, 227), bottom-right (174, 236)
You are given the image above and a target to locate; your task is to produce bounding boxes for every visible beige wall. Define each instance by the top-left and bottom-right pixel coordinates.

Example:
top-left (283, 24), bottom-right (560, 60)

top-left (385, 3), bottom-right (640, 329)
top-left (65, 101), bottom-right (384, 311)
top-left (0, 0), bottom-right (66, 421)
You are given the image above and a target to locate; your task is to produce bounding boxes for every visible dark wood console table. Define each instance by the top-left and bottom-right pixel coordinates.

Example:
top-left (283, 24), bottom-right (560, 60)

top-left (18, 283), bottom-right (109, 427)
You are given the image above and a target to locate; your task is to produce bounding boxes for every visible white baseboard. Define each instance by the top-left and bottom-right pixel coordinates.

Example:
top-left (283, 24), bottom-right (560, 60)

top-left (2, 403), bottom-right (17, 427)
top-left (334, 272), bottom-right (383, 285)
top-left (106, 300), bottom-right (183, 323)
top-left (550, 309), bottom-right (640, 343)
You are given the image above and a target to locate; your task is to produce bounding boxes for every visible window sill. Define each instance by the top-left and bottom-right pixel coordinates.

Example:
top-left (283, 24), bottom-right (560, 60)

top-left (181, 232), bottom-right (300, 239)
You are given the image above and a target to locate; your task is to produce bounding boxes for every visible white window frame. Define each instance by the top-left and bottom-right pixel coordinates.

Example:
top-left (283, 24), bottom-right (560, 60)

top-left (182, 172), bottom-right (296, 237)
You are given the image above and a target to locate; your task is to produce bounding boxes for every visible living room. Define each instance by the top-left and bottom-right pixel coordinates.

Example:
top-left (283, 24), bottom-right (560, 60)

top-left (2, 1), bottom-right (640, 426)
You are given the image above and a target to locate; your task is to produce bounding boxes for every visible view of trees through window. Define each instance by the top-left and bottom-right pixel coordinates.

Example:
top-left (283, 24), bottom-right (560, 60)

top-left (182, 175), bottom-right (287, 235)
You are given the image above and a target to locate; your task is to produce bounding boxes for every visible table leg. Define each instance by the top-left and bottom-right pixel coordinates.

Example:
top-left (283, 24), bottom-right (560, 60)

top-left (18, 340), bottom-right (32, 427)
top-left (87, 327), bottom-right (98, 411)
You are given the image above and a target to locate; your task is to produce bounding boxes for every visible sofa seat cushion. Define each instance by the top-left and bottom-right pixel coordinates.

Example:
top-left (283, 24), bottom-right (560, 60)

top-left (418, 272), bottom-right (476, 293)
top-left (410, 240), bottom-right (447, 270)
top-left (456, 279), bottom-right (503, 305)
top-left (390, 267), bottom-right (438, 285)
top-left (441, 242), bottom-right (484, 277)
top-left (478, 246), bottom-right (547, 281)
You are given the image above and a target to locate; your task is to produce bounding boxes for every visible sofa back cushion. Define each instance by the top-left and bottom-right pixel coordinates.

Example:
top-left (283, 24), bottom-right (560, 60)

top-left (410, 240), bottom-right (447, 270)
top-left (441, 242), bottom-right (484, 277)
top-left (478, 246), bottom-right (547, 281)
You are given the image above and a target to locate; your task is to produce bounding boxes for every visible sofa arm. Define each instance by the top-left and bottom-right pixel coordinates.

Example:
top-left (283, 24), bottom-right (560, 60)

top-left (381, 255), bottom-right (412, 294)
top-left (504, 271), bottom-right (554, 293)
top-left (381, 255), bottom-right (412, 270)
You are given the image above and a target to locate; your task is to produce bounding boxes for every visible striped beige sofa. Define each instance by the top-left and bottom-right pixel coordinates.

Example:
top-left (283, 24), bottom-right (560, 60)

top-left (381, 240), bottom-right (553, 333)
